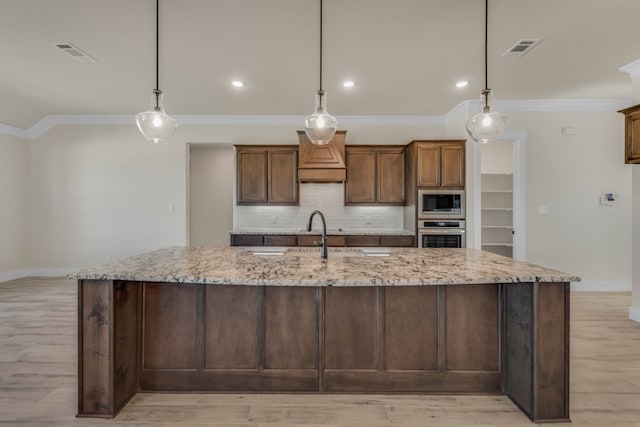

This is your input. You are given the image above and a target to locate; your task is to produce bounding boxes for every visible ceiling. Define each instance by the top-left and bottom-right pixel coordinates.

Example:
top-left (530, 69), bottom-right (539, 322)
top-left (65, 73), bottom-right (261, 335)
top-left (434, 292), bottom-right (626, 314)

top-left (1, 0), bottom-right (638, 129)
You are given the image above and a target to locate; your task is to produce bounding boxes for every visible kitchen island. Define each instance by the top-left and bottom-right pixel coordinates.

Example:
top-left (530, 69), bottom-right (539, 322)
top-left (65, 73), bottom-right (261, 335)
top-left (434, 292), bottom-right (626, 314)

top-left (73, 246), bottom-right (578, 423)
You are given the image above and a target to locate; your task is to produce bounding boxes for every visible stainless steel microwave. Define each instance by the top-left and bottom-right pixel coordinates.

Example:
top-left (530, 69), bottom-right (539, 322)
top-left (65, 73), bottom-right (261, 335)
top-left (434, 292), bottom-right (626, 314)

top-left (418, 189), bottom-right (465, 219)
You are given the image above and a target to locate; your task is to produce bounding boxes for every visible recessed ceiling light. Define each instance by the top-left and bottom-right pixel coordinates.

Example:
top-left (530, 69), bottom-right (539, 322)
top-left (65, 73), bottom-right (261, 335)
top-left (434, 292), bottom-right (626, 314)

top-left (231, 80), bottom-right (245, 88)
top-left (343, 81), bottom-right (355, 88)
top-left (455, 81), bottom-right (469, 88)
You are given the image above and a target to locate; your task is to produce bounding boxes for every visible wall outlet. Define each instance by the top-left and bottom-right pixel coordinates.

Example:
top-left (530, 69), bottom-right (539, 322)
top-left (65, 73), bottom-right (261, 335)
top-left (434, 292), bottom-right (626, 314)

top-left (537, 206), bottom-right (549, 215)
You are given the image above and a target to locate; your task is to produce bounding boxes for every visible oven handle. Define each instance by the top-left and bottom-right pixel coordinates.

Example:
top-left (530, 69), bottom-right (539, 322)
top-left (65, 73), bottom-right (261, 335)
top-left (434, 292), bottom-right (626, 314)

top-left (419, 229), bottom-right (466, 234)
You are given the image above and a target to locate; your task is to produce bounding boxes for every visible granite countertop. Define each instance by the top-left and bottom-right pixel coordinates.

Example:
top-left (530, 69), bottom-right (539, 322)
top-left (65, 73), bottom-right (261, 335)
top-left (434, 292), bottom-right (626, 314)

top-left (72, 246), bottom-right (580, 287)
top-left (230, 229), bottom-right (415, 236)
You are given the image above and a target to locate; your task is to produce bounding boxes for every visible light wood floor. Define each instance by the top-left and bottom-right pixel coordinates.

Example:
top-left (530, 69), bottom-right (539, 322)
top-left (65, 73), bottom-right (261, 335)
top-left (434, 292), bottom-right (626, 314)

top-left (1, 277), bottom-right (639, 427)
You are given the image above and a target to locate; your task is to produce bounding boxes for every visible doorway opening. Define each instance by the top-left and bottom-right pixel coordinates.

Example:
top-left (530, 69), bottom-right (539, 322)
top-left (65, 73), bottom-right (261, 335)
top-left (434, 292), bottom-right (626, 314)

top-left (186, 144), bottom-right (234, 246)
top-left (474, 134), bottom-right (526, 260)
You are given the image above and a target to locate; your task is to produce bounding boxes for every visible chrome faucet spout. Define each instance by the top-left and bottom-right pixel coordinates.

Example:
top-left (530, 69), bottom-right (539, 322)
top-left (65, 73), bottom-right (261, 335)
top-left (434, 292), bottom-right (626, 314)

top-left (306, 210), bottom-right (328, 259)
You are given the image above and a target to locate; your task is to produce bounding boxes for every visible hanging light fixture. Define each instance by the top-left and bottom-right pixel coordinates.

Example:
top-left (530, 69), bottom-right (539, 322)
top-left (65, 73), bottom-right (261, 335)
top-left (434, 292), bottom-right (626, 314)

top-left (304, 0), bottom-right (337, 145)
top-left (465, 0), bottom-right (507, 144)
top-left (135, 0), bottom-right (177, 144)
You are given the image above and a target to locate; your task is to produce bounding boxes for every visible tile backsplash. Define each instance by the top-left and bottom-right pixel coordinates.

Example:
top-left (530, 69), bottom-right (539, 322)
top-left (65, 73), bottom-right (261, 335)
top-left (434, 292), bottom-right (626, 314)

top-left (235, 184), bottom-right (405, 231)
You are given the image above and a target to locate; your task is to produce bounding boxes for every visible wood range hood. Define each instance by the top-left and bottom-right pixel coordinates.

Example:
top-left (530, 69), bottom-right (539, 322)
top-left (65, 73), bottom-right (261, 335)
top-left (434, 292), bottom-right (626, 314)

top-left (297, 130), bottom-right (347, 182)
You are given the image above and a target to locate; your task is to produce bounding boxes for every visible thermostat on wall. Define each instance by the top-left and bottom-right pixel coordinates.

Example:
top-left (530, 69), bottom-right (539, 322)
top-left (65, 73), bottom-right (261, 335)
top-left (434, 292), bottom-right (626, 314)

top-left (599, 193), bottom-right (617, 207)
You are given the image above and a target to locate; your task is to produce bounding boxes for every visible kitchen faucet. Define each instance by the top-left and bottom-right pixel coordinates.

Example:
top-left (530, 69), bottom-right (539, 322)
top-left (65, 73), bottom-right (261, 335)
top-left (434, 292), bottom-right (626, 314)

top-left (306, 210), bottom-right (328, 259)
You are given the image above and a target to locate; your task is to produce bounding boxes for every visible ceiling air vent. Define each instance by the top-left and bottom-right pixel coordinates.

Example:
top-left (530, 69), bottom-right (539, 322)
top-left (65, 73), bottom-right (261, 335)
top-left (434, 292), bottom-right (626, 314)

top-left (54, 42), bottom-right (97, 63)
top-left (502, 38), bottom-right (541, 58)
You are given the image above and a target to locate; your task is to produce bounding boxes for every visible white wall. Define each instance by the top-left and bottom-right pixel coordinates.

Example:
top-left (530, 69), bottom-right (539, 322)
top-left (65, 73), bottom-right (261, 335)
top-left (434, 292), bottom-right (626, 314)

top-left (513, 111), bottom-right (630, 287)
top-left (0, 134), bottom-right (29, 276)
top-left (188, 145), bottom-right (234, 246)
top-left (27, 125), bottom-right (187, 268)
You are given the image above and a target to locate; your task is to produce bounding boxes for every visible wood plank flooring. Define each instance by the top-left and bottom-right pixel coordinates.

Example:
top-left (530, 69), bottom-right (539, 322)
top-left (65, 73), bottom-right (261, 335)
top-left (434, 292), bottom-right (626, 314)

top-left (1, 277), bottom-right (639, 426)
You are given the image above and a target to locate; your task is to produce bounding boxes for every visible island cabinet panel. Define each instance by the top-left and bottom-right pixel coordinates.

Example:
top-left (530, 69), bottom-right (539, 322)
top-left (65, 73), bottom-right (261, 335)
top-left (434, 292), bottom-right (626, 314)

top-left (138, 284), bottom-right (319, 393)
top-left (324, 287), bottom-right (377, 370)
top-left (323, 286), bottom-right (501, 393)
top-left (78, 280), bottom-right (140, 418)
top-left (444, 285), bottom-right (499, 371)
top-left (204, 286), bottom-right (257, 369)
top-left (264, 287), bottom-right (317, 370)
top-left (142, 283), bottom-right (198, 370)
top-left (79, 280), bottom-right (112, 416)
top-left (384, 287), bottom-right (438, 370)
top-left (505, 282), bottom-right (570, 423)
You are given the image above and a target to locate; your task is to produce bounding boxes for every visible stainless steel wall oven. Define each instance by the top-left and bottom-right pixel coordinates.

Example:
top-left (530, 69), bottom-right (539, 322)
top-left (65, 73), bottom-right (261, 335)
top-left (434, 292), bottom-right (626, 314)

top-left (418, 220), bottom-right (466, 248)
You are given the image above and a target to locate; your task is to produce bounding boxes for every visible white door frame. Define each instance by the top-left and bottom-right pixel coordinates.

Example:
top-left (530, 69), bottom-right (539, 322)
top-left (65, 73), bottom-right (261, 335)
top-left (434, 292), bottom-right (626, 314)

top-left (473, 130), bottom-right (527, 261)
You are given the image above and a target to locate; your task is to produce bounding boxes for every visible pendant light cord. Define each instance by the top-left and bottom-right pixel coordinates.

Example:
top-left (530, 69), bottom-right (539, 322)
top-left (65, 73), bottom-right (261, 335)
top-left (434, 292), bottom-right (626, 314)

top-left (319, 0), bottom-right (323, 91)
top-left (155, 0), bottom-right (160, 92)
top-left (484, 0), bottom-right (488, 91)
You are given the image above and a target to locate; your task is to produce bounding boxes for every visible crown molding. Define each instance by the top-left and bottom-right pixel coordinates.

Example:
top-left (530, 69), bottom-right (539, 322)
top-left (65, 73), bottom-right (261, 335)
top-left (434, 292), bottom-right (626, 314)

top-left (0, 122), bottom-right (28, 138)
top-left (619, 59), bottom-right (640, 78)
top-left (1, 98), bottom-right (631, 140)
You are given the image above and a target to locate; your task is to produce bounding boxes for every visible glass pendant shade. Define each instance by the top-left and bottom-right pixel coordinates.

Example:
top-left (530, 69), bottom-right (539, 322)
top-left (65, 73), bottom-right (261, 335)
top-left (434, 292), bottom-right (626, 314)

top-left (304, 90), bottom-right (337, 145)
top-left (135, 89), bottom-right (177, 144)
top-left (465, 89), bottom-right (507, 144)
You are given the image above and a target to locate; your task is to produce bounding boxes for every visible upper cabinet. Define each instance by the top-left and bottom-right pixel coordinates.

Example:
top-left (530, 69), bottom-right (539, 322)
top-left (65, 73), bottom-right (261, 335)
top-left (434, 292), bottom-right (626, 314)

top-left (236, 146), bottom-right (298, 205)
top-left (414, 141), bottom-right (465, 189)
top-left (619, 104), bottom-right (640, 164)
top-left (345, 146), bottom-right (405, 205)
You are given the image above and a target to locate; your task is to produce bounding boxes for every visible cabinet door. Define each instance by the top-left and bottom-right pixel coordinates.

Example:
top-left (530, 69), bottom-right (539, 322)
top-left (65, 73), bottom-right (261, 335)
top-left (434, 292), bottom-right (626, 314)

top-left (269, 150), bottom-right (298, 204)
top-left (416, 145), bottom-right (440, 188)
top-left (345, 148), bottom-right (376, 204)
top-left (377, 149), bottom-right (405, 204)
top-left (237, 150), bottom-right (268, 204)
top-left (441, 144), bottom-right (465, 188)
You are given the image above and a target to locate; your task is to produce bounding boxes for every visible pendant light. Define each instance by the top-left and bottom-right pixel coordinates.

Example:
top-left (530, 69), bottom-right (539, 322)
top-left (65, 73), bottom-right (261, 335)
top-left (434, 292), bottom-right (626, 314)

top-left (465, 0), bottom-right (507, 144)
top-left (135, 0), bottom-right (177, 144)
top-left (304, 0), bottom-right (337, 145)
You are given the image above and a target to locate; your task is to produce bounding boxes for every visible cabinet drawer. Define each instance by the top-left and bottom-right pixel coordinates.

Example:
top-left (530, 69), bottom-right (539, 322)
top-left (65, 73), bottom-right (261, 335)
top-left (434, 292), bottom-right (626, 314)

top-left (230, 234), bottom-right (264, 246)
top-left (264, 235), bottom-right (298, 246)
top-left (380, 236), bottom-right (415, 247)
top-left (298, 235), bottom-right (346, 247)
top-left (346, 235), bottom-right (381, 247)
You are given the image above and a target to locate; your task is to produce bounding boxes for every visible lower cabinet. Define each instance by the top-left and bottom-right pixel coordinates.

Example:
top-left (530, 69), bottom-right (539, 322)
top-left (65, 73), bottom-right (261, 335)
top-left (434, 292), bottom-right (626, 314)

top-left (323, 285), bottom-right (500, 392)
top-left (230, 234), bottom-right (415, 247)
top-left (138, 283), bottom-right (500, 393)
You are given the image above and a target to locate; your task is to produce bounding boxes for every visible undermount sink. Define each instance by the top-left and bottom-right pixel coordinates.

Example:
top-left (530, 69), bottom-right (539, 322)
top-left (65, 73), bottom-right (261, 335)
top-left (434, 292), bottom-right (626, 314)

top-left (249, 247), bottom-right (392, 258)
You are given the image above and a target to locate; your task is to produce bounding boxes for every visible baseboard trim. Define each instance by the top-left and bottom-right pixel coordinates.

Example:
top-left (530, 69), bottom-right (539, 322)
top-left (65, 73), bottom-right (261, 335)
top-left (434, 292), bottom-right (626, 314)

top-left (0, 269), bottom-right (31, 283)
top-left (0, 267), bottom-right (80, 283)
top-left (629, 306), bottom-right (640, 323)
top-left (570, 281), bottom-right (632, 292)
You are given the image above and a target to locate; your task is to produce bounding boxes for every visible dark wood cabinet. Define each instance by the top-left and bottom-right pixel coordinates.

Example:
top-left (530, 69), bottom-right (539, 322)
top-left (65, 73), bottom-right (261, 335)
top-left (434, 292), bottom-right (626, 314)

top-left (413, 141), bottom-right (465, 189)
top-left (619, 104), bottom-right (640, 164)
top-left (345, 146), bottom-right (405, 205)
top-left (230, 233), bottom-right (414, 248)
top-left (298, 235), bottom-right (346, 247)
top-left (236, 146), bottom-right (298, 205)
